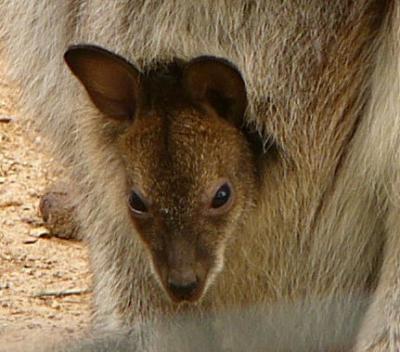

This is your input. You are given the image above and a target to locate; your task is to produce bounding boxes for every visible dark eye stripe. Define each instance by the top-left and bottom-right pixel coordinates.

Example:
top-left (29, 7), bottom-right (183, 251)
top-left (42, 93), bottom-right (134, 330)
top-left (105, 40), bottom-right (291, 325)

top-left (211, 183), bottom-right (231, 208)
top-left (128, 191), bottom-right (148, 213)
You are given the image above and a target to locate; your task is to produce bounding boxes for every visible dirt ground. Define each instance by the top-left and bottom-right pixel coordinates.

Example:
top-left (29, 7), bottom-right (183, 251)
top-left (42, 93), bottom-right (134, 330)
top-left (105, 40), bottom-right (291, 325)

top-left (0, 60), bottom-right (91, 346)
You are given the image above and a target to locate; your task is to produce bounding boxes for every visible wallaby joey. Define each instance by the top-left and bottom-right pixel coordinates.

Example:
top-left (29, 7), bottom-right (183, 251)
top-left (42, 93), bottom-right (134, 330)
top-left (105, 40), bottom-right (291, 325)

top-left (2, 1), bottom-right (399, 351)
top-left (64, 45), bottom-right (261, 303)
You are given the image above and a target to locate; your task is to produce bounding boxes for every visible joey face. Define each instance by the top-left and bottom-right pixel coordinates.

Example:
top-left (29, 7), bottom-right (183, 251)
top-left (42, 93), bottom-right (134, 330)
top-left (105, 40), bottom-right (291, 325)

top-left (65, 45), bottom-right (261, 303)
top-left (121, 111), bottom-right (257, 302)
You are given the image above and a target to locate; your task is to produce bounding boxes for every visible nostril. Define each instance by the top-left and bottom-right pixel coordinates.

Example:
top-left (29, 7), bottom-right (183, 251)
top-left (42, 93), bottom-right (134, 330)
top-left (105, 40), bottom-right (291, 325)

top-left (167, 278), bottom-right (199, 299)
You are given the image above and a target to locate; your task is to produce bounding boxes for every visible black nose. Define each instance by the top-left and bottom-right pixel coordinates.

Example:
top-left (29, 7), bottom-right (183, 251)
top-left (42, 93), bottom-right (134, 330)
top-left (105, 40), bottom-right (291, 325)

top-left (167, 278), bottom-right (199, 301)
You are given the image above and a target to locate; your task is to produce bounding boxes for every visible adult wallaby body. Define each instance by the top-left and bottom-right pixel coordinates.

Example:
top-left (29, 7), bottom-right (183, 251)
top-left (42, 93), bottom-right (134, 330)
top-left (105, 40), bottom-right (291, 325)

top-left (0, 1), bottom-right (399, 351)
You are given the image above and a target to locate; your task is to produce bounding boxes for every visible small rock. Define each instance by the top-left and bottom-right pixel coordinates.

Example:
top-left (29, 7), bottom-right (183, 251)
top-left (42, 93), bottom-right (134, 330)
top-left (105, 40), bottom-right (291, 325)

top-left (16, 254), bottom-right (27, 261)
top-left (53, 271), bottom-right (63, 279)
top-left (22, 267), bottom-right (34, 275)
top-left (28, 190), bottom-right (40, 197)
top-left (0, 115), bottom-right (14, 123)
top-left (0, 200), bottom-right (23, 208)
top-left (51, 301), bottom-right (61, 309)
top-left (0, 283), bottom-right (10, 290)
top-left (29, 227), bottom-right (51, 238)
top-left (23, 238), bottom-right (38, 244)
top-left (20, 216), bottom-right (42, 225)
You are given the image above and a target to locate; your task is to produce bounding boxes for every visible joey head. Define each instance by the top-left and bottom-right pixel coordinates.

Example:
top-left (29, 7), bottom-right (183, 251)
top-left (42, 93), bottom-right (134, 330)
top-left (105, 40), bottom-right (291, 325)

top-left (64, 45), bottom-right (261, 303)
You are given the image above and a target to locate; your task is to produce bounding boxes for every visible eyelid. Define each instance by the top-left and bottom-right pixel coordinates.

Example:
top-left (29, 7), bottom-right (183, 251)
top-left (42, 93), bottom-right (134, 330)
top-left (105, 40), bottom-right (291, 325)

top-left (128, 187), bottom-right (152, 217)
top-left (131, 186), bottom-right (151, 205)
top-left (211, 183), bottom-right (231, 208)
top-left (204, 179), bottom-right (231, 201)
top-left (203, 179), bottom-right (234, 215)
top-left (129, 192), bottom-right (147, 212)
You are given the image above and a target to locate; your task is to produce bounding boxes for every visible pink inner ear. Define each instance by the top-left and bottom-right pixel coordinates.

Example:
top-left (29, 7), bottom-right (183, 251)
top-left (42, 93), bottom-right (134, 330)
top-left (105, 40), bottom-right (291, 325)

top-left (182, 56), bottom-right (247, 126)
top-left (65, 45), bottom-right (141, 121)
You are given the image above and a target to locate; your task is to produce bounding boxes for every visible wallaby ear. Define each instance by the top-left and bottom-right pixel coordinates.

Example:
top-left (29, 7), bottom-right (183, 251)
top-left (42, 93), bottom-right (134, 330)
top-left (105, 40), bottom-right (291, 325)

top-left (64, 45), bottom-right (140, 120)
top-left (183, 56), bottom-right (247, 127)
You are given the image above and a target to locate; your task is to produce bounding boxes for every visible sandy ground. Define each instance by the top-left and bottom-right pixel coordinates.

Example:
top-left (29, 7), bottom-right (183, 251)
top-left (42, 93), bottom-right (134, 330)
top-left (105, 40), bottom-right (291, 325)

top-left (0, 60), bottom-right (91, 346)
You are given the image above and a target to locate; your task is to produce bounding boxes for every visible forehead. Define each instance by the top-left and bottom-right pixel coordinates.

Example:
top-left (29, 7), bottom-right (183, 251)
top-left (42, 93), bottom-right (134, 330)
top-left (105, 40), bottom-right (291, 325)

top-left (121, 108), bottom-right (237, 189)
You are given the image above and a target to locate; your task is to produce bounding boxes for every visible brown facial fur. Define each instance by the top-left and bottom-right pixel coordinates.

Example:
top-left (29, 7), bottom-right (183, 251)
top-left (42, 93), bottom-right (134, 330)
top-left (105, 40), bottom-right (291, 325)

top-left (121, 106), bottom-right (258, 301)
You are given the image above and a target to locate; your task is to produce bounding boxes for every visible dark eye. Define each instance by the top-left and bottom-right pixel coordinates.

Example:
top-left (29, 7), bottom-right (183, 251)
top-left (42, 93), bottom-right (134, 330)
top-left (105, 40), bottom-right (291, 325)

top-left (128, 190), bottom-right (148, 214)
top-left (211, 183), bottom-right (231, 208)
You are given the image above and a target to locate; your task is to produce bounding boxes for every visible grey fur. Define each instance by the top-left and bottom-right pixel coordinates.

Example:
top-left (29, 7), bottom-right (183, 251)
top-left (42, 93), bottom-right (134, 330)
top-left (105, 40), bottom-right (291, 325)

top-left (0, 1), bottom-right (399, 351)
